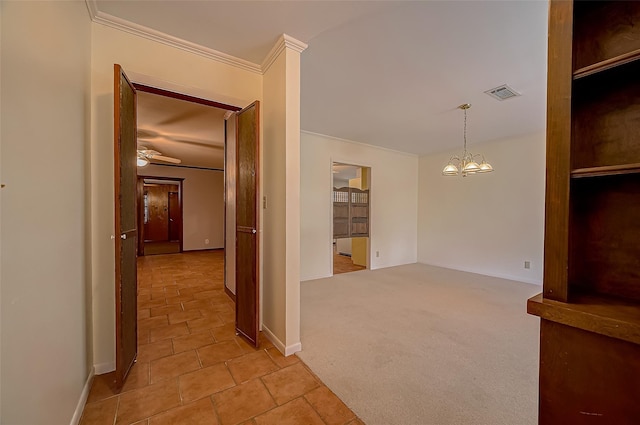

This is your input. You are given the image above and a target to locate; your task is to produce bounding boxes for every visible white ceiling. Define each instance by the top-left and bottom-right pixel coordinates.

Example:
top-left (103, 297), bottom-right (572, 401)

top-left (97, 0), bottom-right (548, 157)
top-left (137, 91), bottom-right (227, 169)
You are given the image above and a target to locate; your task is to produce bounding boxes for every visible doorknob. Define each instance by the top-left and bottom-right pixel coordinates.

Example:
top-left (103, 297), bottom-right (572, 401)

top-left (121, 234), bottom-right (127, 240)
top-left (252, 229), bottom-right (257, 234)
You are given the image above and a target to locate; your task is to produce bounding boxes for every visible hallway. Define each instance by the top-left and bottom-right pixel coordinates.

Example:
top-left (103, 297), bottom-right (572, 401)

top-left (80, 251), bottom-right (362, 425)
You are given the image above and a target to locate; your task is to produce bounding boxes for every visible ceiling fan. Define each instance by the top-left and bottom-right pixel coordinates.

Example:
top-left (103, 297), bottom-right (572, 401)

top-left (137, 146), bottom-right (181, 167)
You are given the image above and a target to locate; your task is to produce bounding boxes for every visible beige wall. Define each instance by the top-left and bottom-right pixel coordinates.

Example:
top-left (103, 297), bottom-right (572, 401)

top-left (90, 23), bottom-right (262, 371)
top-left (262, 47), bottom-right (302, 354)
top-left (417, 132), bottom-right (546, 285)
top-left (1, 2), bottom-right (91, 423)
top-left (144, 165), bottom-right (224, 250)
top-left (300, 132), bottom-right (419, 281)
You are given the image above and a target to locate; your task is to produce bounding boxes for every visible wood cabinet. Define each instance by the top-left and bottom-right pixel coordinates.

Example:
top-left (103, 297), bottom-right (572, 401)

top-left (528, 1), bottom-right (640, 423)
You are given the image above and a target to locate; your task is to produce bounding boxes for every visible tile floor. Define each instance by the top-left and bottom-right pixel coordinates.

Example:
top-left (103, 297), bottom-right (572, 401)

top-left (80, 250), bottom-right (363, 425)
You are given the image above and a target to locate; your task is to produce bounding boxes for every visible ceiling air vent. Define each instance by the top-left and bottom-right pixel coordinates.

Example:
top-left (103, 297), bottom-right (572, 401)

top-left (484, 84), bottom-right (520, 101)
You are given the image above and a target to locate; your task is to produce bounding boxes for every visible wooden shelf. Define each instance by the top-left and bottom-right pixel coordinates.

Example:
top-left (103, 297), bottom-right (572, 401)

top-left (527, 293), bottom-right (640, 345)
top-left (571, 163), bottom-right (640, 178)
top-left (573, 48), bottom-right (640, 79)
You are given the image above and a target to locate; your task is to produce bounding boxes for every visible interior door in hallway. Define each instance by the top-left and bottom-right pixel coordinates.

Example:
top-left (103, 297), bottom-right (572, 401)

top-left (144, 185), bottom-right (169, 241)
top-left (114, 64), bottom-right (138, 387)
top-left (236, 101), bottom-right (260, 347)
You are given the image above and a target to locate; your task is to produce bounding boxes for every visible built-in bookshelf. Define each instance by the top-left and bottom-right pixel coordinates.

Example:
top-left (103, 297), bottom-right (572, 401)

top-left (528, 1), bottom-right (640, 422)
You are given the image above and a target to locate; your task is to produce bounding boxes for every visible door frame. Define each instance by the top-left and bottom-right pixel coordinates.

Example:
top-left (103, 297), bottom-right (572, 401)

top-left (114, 77), bottom-right (247, 385)
top-left (137, 175), bottom-right (184, 255)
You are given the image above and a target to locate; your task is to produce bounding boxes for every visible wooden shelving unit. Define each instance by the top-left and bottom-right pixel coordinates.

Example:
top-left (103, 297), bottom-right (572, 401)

top-left (528, 1), bottom-right (640, 423)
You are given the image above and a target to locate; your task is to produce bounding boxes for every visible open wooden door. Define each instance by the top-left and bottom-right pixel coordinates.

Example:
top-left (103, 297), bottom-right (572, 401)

top-left (235, 101), bottom-right (260, 347)
top-left (114, 64), bottom-right (138, 387)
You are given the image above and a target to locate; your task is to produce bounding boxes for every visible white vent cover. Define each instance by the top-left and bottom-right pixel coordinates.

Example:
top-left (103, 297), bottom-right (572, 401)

top-left (485, 84), bottom-right (520, 101)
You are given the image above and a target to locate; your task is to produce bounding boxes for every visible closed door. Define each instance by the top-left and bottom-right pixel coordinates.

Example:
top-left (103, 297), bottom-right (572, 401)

top-left (144, 185), bottom-right (169, 241)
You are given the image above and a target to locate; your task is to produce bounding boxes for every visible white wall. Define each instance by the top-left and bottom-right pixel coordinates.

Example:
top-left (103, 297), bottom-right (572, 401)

top-left (90, 22), bottom-right (262, 371)
top-left (262, 44), bottom-right (303, 354)
top-left (144, 165), bottom-right (224, 250)
top-left (300, 132), bottom-right (419, 281)
top-left (1, 2), bottom-right (91, 423)
top-left (418, 132), bottom-right (546, 285)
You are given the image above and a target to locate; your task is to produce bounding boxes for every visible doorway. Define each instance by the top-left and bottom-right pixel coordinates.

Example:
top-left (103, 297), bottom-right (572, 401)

top-left (332, 162), bottom-right (371, 275)
top-left (114, 64), bottom-right (262, 385)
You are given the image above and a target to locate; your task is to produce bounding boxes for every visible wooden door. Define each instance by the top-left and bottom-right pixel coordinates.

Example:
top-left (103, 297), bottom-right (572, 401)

top-left (168, 191), bottom-right (180, 242)
top-left (144, 185), bottom-right (169, 241)
top-left (235, 101), bottom-right (260, 347)
top-left (114, 64), bottom-right (138, 387)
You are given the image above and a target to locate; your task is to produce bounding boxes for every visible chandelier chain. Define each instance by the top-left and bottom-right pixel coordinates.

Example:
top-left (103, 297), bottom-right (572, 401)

top-left (463, 107), bottom-right (467, 154)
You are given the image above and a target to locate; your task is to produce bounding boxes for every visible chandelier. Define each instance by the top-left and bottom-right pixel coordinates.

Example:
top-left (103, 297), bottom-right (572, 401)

top-left (442, 103), bottom-right (494, 177)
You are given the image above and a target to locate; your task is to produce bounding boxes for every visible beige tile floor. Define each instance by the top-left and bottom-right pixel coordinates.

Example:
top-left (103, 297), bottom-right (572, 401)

top-left (80, 250), bottom-right (363, 425)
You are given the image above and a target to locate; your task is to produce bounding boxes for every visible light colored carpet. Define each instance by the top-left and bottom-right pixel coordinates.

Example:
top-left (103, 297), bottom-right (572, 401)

top-left (299, 263), bottom-right (540, 425)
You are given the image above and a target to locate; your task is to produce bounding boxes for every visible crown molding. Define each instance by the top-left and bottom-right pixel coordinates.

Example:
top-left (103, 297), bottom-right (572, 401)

top-left (85, 0), bottom-right (262, 74)
top-left (85, 0), bottom-right (99, 20)
top-left (301, 130), bottom-right (419, 157)
top-left (261, 34), bottom-right (309, 73)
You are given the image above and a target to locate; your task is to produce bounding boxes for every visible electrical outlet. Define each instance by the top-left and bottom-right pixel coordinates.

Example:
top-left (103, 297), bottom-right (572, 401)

top-left (524, 261), bottom-right (531, 269)
top-left (376, 251), bottom-right (380, 258)
top-left (205, 239), bottom-right (210, 245)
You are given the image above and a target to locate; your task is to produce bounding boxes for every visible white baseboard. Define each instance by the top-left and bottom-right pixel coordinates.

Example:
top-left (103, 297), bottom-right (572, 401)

top-left (261, 324), bottom-right (302, 356)
top-left (93, 361), bottom-right (115, 375)
top-left (69, 367), bottom-right (94, 425)
top-left (285, 342), bottom-right (302, 356)
top-left (419, 261), bottom-right (542, 286)
top-left (301, 272), bottom-right (331, 282)
top-left (262, 324), bottom-right (284, 352)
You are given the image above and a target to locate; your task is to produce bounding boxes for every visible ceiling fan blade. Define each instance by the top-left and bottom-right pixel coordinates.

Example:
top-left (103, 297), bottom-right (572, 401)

top-left (152, 155), bottom-right (182, 164)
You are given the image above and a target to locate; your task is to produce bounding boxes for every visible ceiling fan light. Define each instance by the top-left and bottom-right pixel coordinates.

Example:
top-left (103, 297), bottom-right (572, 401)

top-left (137, 157), bottom-right (149, 167)
top-left (442, 163), bottom-right (459, 176)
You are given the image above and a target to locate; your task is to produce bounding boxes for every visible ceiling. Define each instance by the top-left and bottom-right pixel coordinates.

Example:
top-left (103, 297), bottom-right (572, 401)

top-left (137, 91), bottom-right (227, 169)
top-left (97, 0), bottom-right (549, 160)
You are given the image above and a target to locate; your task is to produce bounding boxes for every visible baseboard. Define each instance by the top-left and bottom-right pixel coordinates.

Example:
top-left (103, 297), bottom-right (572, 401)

top-left (69, 367), bottom-right (94, 425)
top-left (224, 285), bottom-right (236, 302)
top-left (261, 325), bottom-right (284, 352)
top-left (285, 342), bottom-right (302, 356)
top-left (94, 361), bottom-right (115, 375)
top-left (301, 272), bottom-right (332, 282)
top-left (261, 325), bottom-right (302, 356)
top-left (419, 261), bottom-right (542, 286)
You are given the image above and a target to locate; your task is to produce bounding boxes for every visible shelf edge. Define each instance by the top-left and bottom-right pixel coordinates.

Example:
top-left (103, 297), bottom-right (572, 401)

top-left (574, 48), bottom-right (640, 79)
top-left (527, 293), bottom-right (640, 345)
top-left (571, 163), bottom-right (640, 178)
